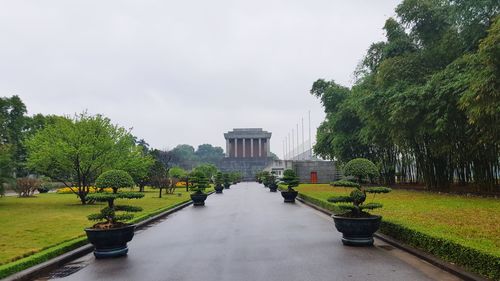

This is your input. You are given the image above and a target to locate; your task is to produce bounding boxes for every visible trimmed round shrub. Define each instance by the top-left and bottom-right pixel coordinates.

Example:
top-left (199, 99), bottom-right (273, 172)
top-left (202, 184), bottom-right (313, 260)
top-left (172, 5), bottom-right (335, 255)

top-left (95, 170), bottom-right (134, 193)
top-left (343, 158), bottom-right (379, 183)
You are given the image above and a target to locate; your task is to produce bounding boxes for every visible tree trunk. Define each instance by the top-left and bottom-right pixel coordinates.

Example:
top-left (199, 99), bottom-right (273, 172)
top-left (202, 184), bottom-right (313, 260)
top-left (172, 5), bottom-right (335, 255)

top-left (79, 193), bottom-right (87, 205)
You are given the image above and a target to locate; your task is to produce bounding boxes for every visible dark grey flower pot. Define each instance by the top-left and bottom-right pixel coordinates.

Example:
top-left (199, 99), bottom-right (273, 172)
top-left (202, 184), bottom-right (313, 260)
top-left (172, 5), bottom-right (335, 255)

top-left (85, 224), bottom-right (135, 258)
top-left (214, 185), bottom-right (224, 194)
top-left (191, 193), bottom-right (208, 206)
top-left (224, 183), bottom-right (231, 189)
top-left (269, 185), bottom-right (278, 192)
top-left (332, 215), bottom-right (381, 246)
top-left (281, 190), bottom-right (298, 202)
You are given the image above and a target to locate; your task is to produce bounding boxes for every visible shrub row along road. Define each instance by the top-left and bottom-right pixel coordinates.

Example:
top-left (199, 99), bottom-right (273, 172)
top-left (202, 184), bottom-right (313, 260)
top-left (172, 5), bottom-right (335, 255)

top-left (47, 182), bottom-right (460, 281)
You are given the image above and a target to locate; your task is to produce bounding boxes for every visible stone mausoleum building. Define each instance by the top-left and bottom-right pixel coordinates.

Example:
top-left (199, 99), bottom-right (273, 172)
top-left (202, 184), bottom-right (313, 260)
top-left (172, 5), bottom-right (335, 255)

top-left (219, 128), bottom-right (338, 183)
top-left (224, 128), bottom-right (272, 158)
top-left (219, 128), bottom-right (273, 180)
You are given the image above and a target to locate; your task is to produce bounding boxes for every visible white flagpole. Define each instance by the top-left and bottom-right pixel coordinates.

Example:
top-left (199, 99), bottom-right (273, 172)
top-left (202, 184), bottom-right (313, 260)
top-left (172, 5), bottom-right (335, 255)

top-left (302, 117), bottom-right (305, 160)
top-left (309, 110), bottom-right (312, 158)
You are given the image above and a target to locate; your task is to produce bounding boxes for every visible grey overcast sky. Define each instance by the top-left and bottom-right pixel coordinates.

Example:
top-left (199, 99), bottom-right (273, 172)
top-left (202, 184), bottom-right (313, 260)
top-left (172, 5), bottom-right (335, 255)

top-left (0, 0), bottom-right (401, 157)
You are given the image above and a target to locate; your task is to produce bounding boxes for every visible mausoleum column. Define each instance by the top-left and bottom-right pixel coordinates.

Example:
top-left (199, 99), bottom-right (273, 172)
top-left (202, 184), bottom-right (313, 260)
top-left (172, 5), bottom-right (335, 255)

top-left (225, 139), bottom-right (229, 157)
top-left (250, 139), bottom-right (254, 157)
top-left (242, 138), bottom-right (246, 158)
top-left (234, 138), bottom-right (238, 158)
top-left (267, 138), bottom-right (271, 157)
top-left (258, 138), bottom-right (262, 157)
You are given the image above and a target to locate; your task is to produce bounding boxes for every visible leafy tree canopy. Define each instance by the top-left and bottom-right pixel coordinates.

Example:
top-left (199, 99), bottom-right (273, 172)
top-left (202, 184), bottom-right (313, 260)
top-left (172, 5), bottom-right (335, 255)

top-left (311, 0), bottom-right (500, 190)
top-left (26, 112), bottom-right (150, 204)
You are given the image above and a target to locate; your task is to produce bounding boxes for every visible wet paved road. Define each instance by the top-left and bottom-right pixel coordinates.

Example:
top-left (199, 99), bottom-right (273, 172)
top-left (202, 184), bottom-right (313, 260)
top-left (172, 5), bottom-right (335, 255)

top-left (50, 182), bottom-right (460, 281)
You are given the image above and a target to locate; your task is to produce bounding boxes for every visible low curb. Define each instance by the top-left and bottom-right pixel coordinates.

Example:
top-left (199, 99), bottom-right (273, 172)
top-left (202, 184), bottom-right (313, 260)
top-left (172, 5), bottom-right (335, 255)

top-left (295, 196), bottom-right (488, 281)
top-left (1, 193), bottom-right (214, 281)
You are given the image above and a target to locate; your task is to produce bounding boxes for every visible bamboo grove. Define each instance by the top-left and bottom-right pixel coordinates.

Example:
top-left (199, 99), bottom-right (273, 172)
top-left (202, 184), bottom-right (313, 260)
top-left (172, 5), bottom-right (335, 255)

top-left (312, 0), bottom-right (499, 191)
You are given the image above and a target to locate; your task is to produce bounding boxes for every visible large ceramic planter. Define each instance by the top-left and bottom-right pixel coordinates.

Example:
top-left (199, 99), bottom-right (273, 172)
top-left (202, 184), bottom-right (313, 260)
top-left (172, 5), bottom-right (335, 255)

top-left (85, 224), bottom-right (135, 258)
top-left (269, 185), bottom-right (278, 192)
top-left (191, 193), bottom-right (208, 206)
top-left (281, 190), bottom-right (298, 203)
top-left (214, 185), bottom-right (224, 194)
top-left (224, 183), bottom-right (231, 189)
top-left (332, 215), bottom-right (381, 246)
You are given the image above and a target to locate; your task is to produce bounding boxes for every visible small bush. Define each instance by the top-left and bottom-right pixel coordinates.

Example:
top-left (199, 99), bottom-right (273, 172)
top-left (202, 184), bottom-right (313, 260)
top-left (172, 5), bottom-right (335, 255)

top-left (40, 181), bottom-right (62, 191)
top-left (14, 178), bottom-right (41, 197)
top-left (175, 181), bottom-right (187, 187)
top-left (36, 186), bottom-right (49, 193)
top-left (331, 180), bottom-right (360, 188)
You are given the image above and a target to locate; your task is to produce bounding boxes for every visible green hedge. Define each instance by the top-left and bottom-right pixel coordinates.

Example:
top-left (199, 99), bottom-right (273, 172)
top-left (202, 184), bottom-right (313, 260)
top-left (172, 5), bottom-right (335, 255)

top-left (297, 193), bottom-right (499, 280)
top-left (298, 193), bottom-right (341, 213)
top-left (379, 221), bottom-right (500, 280)
top-left (0, 198), bottom-right (192, 279)
top-left (0, 237), bottom-right (88, 279)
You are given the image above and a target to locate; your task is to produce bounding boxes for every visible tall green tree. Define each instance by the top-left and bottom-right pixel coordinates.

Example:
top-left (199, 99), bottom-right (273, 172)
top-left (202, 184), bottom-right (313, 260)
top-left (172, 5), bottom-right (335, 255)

top-left (26, 113), bottom-right (151, 204)
top-left (192, 163), bottom-right (219, 182)
top-left (195, 144), bottom-right (224, 163)
top-left (0, 144), bottom-right (14, 195)
top-left (0, 95), bottom-right (27, 175)
top-left (148, 160), bottom-right (169, 198)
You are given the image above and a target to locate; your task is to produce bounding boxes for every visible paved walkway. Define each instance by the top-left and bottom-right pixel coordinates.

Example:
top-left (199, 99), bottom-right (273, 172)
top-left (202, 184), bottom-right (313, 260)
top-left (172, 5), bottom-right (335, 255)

top-left (47, 182), bottom-right (460, 281)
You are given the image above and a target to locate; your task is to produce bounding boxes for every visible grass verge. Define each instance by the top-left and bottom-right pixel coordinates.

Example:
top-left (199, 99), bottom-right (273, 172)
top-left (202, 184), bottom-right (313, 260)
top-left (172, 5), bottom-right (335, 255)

top-left (0, 187), bottom-right (193, 279)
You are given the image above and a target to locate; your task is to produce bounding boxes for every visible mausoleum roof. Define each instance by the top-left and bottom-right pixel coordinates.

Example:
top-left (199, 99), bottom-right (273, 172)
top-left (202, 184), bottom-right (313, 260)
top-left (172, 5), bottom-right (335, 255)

top-left (224, 128), bottom-right (272, 139)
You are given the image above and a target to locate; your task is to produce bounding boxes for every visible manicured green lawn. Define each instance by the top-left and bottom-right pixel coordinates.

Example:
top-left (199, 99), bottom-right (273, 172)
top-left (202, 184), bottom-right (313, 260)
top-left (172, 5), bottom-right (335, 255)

top-left (296, 184), bottom-right (500, 257)
top-left (0, 187), bottom-right (194, 265)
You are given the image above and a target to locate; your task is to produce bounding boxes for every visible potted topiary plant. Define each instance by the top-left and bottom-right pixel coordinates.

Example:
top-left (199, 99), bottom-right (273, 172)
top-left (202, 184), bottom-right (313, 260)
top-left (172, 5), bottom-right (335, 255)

top-left (190, 171), bottom-right (209, 206)
top-left (214, 172), bottom-right (224, 194)
top-left (229, 172), bottom-right (241, 185)
top-left (266, 172), bottom-right (278, 192)
top-left (223, 173), bottom-right (231, 189)
top-left (329, 158), bottom-right (391, 246)
top-left (280, 169), bottom-right (299, 202)
top-left (85, 170), bottom-right (144, 258)
top-left (260, 171), bottom-right (271, 188)
top-left (255, 171), bottom-right (263, 184)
